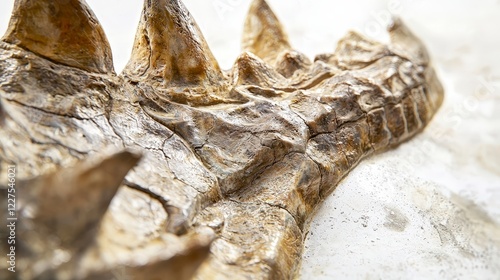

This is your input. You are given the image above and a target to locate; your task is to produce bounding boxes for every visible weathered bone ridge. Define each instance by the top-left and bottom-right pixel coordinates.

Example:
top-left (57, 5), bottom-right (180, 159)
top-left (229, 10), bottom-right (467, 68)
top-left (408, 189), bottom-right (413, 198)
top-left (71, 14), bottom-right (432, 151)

top-left (0, 0), bottom-right (443, 279)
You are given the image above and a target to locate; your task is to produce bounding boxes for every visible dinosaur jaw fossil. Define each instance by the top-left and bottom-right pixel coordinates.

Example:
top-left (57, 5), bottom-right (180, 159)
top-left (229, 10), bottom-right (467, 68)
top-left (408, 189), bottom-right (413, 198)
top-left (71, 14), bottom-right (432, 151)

top-left (0, 0), bottom-right (443, 279)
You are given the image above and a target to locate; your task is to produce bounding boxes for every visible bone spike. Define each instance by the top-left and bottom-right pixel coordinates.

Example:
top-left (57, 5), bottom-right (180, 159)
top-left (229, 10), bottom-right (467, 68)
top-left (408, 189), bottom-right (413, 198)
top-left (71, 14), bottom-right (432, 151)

top-left (275, 50), bottom-right (312, 78)
top-left (123, 0), bottom-right (224, 86)
top-left (242, 0), bottom-right (292, 64)
top-left (2, 0), bottom-right (114, 74)
top-left (85, 229), bottom-right (213, 280)
top-left (19, 151), bottom-right (141, 249)
top-left (233, 51), bottom-right (285, 87)
top-left (387, 17), bottom-right (430, 65)
top-left (128, 242), bottom-right (211, 280)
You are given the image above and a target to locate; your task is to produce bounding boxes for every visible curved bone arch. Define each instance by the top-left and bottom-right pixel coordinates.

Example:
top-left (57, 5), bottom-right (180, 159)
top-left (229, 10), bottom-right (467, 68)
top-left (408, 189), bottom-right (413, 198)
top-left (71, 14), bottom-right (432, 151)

top-left (0, 0), bottom-right (443, 279)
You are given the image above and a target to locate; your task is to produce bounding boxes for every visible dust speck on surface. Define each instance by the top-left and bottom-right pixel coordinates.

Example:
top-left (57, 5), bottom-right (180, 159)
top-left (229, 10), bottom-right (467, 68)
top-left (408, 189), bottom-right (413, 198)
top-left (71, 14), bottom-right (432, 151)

top-left (383, 206), bottom-right (409, 232)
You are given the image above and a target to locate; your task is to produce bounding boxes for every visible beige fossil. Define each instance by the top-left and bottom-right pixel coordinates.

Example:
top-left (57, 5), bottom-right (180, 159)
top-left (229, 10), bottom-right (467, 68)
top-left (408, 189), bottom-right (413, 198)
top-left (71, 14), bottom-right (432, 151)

top-left (0, 0), bottom-right (443, 279)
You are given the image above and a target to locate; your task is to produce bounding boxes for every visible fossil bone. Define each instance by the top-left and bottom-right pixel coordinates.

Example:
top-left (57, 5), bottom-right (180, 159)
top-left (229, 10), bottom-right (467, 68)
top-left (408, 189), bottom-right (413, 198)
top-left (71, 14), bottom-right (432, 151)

top-left (0, 0), bottom-right (444, 279)
top-left (1, 152), bottom-right (140, 279)
top-left (242, 0), bottom-right (292, 65)
top-left (123, 0), bottom-right (224, 86)
top-left (2, 0), bottom-right (114, 74)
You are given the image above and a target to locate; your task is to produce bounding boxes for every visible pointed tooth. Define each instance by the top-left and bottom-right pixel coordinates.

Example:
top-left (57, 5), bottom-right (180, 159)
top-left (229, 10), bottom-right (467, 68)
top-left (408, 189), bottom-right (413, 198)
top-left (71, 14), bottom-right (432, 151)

top-left (387, 17), bottom-right (429, 65)
top-left (274, 50), bottom-right (312, 78)
top-left (128, 242), bottom-right (210, 280)
top-left (242, 0), bottom-right (291, 64)
top-left (2, 0), bottom-right (114, 73)
top-left (233, 51), bottom-right (285, 87)
top-left (19, 151), bottom-right (141, 249)
top-left (86, 229), bottom-right (213, 280)
top-left (124, 0), bottom-right (223, 86)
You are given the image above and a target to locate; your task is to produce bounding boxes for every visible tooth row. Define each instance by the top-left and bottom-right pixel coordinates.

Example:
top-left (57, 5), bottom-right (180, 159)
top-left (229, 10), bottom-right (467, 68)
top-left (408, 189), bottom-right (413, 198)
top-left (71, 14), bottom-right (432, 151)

top-left (1, 0), bottom-right (429, 80)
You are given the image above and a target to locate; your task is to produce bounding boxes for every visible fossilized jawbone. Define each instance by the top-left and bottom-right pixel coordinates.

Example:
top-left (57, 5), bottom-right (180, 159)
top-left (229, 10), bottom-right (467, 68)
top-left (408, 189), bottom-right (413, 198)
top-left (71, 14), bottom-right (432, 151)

top-left (0, 0), bottom-right (443, 279)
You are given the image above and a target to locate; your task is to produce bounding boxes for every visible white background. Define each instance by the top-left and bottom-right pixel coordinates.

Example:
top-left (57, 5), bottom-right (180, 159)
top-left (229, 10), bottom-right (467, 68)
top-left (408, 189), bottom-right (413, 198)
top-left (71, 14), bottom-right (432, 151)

top-left (1, 1), bottom-right (499, 279)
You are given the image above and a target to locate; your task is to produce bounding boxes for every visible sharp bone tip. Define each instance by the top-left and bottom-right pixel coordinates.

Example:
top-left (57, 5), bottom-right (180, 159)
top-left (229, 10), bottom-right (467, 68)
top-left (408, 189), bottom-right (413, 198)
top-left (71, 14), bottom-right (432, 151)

top-left (3, 0), bottom-right (115, 74)
top-left (387, 17), bottom-right (404, 32)
top-left (251, 0), bottom-right (268, 7)
top-left (111, 150), bottom-right (142, 168)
